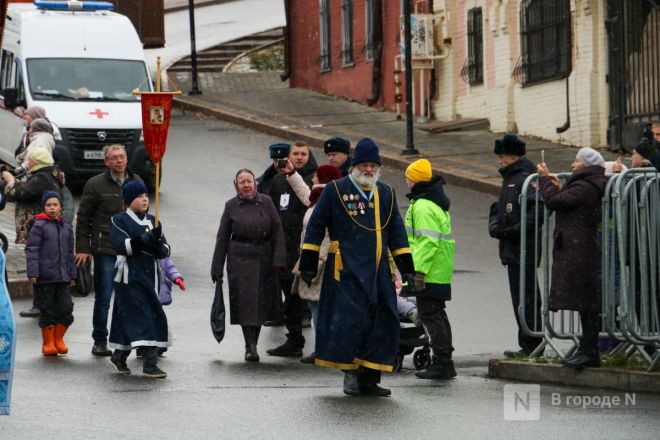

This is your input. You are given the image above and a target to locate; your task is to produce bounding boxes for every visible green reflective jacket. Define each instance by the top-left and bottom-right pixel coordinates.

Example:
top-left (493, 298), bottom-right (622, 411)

top-left (405, 198), bottom-right (455, 284)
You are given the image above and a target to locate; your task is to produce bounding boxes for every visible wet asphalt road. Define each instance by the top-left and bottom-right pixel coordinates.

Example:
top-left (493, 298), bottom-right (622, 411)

top-left (3, 112), bottom-right (659, 439)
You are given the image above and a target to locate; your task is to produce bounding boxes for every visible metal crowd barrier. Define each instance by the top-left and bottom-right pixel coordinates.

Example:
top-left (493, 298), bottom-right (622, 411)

top-left (518, 168), bottom-right (660, 372)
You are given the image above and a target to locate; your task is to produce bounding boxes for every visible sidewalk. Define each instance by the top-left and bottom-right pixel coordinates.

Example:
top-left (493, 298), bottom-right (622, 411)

top-left (171, 71), bottom-right (621, 196)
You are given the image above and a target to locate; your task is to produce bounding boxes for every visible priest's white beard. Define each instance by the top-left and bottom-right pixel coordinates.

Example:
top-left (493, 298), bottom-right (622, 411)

top-left (350, 166), bottom-right (381, 188)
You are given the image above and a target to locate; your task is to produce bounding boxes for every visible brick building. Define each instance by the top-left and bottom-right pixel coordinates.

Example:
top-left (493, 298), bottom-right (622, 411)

top-left (287, 0), bottom-right (660, 150)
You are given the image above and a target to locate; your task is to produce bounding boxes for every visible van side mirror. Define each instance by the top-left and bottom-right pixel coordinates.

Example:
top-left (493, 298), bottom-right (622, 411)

top-left (3, 88), bottom-right (19, 109)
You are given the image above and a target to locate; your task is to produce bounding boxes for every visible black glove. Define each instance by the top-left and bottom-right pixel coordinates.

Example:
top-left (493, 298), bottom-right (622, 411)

top-left (403, 272), bottom-right (426, 293)
top-left (151, 225), bottom-right (163, 241)
top-left (211, 275), bottom-right (221, 284)
top-left (300, 271), bottom-right (317, 287)
top-left (129, 236), bottom-right (144, 253)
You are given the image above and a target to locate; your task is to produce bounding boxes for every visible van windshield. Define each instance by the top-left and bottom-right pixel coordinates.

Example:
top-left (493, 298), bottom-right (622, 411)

top-left (26, 58), bottom-right (150, 102)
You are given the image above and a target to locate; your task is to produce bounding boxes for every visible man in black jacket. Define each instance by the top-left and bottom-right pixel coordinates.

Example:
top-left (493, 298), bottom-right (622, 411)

top-left (75, 144), bottom-right (142, 357)
top-left (324, 137), bottom-right (352, 176)
top-left (267, 141), bottom-right (317, 357)
top-left (488, 134), bottom-right (543, 358)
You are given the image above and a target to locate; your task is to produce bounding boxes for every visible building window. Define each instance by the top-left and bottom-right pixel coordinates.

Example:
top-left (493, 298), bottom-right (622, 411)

top-left (460, 8), bottom-right (484, 85)
top-left (341, 0), bottom-right (354, 66)
top-left (320, 0), bottom-right (331, 72)
top-left (514, 0), bottom-right (571, 85)
top-left (365, 0), bottom-right (374, 61)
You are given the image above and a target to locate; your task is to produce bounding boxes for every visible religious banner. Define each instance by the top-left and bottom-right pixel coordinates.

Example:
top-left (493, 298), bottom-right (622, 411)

top-left (139, 92), bottom-right (174, 164)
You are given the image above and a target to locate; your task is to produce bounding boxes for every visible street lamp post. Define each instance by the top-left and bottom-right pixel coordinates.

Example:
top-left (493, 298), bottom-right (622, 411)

top-left (188, 0), bottom-right (201, 95)
top-left (401, 0), bottom-right (418, 155)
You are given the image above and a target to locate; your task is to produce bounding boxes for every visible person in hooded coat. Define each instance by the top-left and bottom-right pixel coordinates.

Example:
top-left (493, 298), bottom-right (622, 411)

top-left (211, 169), bottom-right (286, 362)
top-left (403, 159), bottom-right (456, 380)
top-left (538, 147), bottom-right (609, 369)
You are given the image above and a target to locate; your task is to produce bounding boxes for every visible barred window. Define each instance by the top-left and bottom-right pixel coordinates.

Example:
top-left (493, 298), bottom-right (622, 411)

top-left (320, 0), bottom-right (331, 72)
top-left (365, 0), bottom-right (374, 61)
top-left (341, 0), bottom-right (354, 66)
top-left (514, 0), bottom-right (571, 85)
top-left (460, 8), bottom-right (484, 85)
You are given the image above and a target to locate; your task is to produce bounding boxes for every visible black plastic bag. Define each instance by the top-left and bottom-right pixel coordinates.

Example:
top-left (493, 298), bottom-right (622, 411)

top-left (72, 260), bottom-right (92, 298)
top-left (210, 281), bottom-right (226, 343)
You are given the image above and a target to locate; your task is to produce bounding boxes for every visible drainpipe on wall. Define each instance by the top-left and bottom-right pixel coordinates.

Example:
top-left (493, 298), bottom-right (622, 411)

top-left (367, 0), bottom-right (383, 106)
top-left (280, 0), bottom-right (292, 81)
top-left (556, 76), bottom-right (571, 133)
top-left (427, 0), bottom-right (436, 117)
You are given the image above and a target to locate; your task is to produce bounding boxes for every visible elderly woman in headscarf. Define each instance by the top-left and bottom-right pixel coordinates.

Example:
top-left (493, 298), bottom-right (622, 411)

top-left (15, 106), bottom-right (48, 160)
top-left (537, 147), bottom-right (609, 369)
top-left (211, 169), bottom-right (286, 362)
top-left (15, 118), bottom-right (55, 175)
top-left (2, 148), bottom-right (63, 244)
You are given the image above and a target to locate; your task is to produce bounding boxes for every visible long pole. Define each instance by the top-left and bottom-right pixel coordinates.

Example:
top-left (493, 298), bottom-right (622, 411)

top-left (188, 0), bottom-right (201, 95)
top-left (155, 58), bottom-right (162, 227)
top-left (401, 0), bottom-right (418, 155)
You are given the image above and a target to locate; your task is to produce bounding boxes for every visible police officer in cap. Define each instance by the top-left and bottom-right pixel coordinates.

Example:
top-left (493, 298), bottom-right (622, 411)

top-left (257, 143), bottom-right (291, 194)
top-left (324, 137), bottom-right (352, 176)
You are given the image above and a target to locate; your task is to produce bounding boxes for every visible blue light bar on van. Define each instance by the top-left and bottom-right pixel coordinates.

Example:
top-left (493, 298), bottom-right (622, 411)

top-left (34, 1), bottom-right (114, 11)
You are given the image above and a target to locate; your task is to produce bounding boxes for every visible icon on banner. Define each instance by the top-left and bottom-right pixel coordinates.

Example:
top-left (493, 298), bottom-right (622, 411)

top-left (150, 106), bottom-right (164, 125)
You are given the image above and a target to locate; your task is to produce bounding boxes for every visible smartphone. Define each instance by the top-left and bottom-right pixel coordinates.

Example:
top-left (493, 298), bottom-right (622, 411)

top-left (277, 159), bottom-right (288, 169)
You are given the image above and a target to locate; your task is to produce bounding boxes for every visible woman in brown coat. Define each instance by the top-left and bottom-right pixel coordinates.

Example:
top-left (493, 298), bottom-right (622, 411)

top-left (537, 147), bottom-right (608, 369)
top-left (211, 169), bottom-right (286, 362)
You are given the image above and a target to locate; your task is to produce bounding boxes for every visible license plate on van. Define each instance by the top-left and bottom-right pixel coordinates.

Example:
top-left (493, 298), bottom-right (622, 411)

top-left (84, 150), bottom-right (105, 160)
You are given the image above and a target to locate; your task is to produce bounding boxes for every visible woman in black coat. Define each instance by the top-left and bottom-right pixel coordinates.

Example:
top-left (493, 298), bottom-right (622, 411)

top-left (211, 169), bottom-right (286, 362)
top-left (538, 147), bottom-right (608, 369)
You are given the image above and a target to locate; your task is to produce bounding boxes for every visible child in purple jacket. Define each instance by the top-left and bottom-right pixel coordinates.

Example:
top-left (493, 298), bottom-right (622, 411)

top-left (158, 257), bottom-right (186, 306)
top-left (26, 191), bottom-right (76, 356)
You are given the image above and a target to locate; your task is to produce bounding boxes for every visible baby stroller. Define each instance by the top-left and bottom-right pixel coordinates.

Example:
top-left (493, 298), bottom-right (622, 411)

top-left (394, 296), bottom-right (432, 372)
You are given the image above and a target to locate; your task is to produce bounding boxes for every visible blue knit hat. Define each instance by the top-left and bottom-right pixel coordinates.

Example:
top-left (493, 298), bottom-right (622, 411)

top-left (268, 142), bottom-right (291, 159)
top-left (352, 138), bottom-right (381, 166)
top-left (41, 191), bottom-right (62, 209)
top-left (122, 180), bottom-right (148, 205)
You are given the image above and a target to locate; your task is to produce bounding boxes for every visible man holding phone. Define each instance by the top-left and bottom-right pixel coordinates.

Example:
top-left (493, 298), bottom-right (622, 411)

top-left (267, 141), bottom-right (317, 357)
top-left (257, 143), bottom-right (291, 195)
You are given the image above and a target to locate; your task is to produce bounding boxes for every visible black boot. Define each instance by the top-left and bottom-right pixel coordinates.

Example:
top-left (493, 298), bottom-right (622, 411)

top-left (563, 349), bottom-right (600, 369)
top-left (343, 371), bottom-right (361, 396)
top-left (142, 347), bottom-right (167, 378)
top-left (358, 367), bottom-right (391, 397)
top-left (242, 326), bottom-right (260, 362)
top-left (110, 349), bottom-right (131, 374)
top-left (266, 332), bottom-right (304, 358)
top-left (415, 357), bottom-right (456, 380)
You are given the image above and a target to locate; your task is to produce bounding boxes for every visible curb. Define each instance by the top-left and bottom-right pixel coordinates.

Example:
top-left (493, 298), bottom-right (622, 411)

top-left (9, 278), bottom-right (31, 300)
top-left (174, 97), bottom-right (501, 195)
top-left (164, 0), bottom-right (236, 14)
top-left (488, 359), bottom-right (660, 394)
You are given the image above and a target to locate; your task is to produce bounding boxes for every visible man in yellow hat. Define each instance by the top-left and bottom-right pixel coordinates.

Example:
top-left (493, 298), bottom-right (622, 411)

top-left (404, 159), bottom-right (456, 379)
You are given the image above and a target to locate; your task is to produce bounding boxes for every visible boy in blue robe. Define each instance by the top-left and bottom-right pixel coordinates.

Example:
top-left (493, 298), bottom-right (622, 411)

top-left (299, 138), bottom-right (422, 397)
top-left (108, 181), bottom-right (171, 378)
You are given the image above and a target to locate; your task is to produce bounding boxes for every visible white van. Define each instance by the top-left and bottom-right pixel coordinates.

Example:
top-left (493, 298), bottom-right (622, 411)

top-left (0, 1), bottom-right (156, 189)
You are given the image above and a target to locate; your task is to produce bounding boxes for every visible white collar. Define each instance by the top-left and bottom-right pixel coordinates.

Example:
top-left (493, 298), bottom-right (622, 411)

top-left (126, 208), bottom-right (153, 229)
